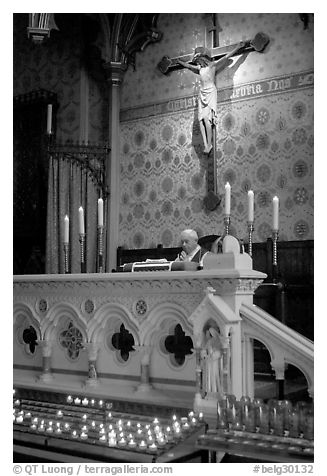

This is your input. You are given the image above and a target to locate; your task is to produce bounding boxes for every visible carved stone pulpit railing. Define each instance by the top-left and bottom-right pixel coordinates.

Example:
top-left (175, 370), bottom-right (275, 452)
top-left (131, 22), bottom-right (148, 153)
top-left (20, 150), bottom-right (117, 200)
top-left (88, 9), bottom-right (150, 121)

top-left (13, 238), bottom-right (313, 420)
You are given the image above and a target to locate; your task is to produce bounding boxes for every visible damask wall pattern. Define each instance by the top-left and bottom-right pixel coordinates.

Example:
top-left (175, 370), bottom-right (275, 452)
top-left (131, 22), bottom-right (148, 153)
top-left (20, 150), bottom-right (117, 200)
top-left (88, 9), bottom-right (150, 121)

top-left (13, 14), bottom-right (107, 144)
top-left (121, 13), bottom-right (314, 109)
top-left (119, 12), bottom-right (313, 249)
top-left (119, 84), bottom-right (313, 249)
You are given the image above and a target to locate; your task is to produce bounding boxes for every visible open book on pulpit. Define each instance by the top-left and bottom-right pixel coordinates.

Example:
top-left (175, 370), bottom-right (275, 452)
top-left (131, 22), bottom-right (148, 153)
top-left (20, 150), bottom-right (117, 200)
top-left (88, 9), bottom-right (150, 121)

top-left (122, 259), bottom-right (200, 272)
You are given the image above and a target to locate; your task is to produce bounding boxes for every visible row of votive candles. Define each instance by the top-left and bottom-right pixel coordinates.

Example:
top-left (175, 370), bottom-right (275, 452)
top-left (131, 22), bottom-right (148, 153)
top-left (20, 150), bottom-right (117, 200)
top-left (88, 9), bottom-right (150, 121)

top-left (216, 396), bottom-right (313, 440)
top-left (13, 406), bottom-right (203, 451)
top-left (63, 198), bottom-right (104, 243)
top-left (224, 183), bottom-right (279, 230)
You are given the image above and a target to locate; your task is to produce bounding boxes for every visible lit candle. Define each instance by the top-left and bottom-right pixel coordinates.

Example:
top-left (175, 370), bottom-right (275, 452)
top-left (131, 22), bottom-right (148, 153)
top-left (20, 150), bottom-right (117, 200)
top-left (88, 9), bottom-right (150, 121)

top-left (47, 104), bottom-right (52, 134)
top-left (64, 215), bottom-right (69, 243)
top-left (273, 196), bottom-right (279, 230)
top-left (225, 182), bottom-right (231, 215)
top-left (67, 395), bottom-right (73, 404)
top-left (74, 397), bottom-right (81, 405)
top-left (57, 410), bottom-right (63, 418)
top-left (128, 439), bottom-right (137, 448)
top-left (149, 442), bottom-right (158, 452)
top-left (78, 206), bottom-right (85, 234)
top-left (80, 431), bottom-right (88, 440)
top-left (248, 190), bottom-right (254, 222)
top-left (108, 437), bottom-right (117, 446)
top-left (82, 398), bottom-right (89, 406)
top-left (98, 198), bottom-right (104, 227)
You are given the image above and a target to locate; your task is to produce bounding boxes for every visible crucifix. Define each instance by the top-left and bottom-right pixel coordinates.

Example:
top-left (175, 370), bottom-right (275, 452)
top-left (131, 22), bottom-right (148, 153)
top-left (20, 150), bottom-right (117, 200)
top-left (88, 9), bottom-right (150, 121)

top-left (158, 31), bottom-right (269, 211)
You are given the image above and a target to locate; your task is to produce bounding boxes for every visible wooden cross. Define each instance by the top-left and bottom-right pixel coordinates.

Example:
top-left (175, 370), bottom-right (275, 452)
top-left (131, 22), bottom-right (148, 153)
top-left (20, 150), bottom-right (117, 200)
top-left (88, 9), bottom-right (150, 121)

top-left (157, 33), bottom-right (269, 211)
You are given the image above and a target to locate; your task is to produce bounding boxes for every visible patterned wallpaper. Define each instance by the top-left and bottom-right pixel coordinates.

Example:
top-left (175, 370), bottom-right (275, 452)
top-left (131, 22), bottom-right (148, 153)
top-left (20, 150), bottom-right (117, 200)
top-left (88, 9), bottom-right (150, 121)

top-left (121, 13), bottom-right (314, 109)
top-left (13, 14), bottom-right (107, 143)
top-left (119, 13), bottom-right (314, 248)
top-left (13, 13), bottom-right (314, 251)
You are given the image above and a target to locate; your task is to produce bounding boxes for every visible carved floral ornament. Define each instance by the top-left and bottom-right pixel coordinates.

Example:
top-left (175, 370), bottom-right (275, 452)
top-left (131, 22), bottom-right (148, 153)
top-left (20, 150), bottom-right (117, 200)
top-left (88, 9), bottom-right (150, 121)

top-left (59, 321), bottom-right (84, 360)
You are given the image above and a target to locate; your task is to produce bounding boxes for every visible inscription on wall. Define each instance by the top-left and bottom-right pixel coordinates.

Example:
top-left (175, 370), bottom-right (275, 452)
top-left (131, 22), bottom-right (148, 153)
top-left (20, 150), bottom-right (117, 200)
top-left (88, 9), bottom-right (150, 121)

top-left (121, 70), bottom-right (313, 123)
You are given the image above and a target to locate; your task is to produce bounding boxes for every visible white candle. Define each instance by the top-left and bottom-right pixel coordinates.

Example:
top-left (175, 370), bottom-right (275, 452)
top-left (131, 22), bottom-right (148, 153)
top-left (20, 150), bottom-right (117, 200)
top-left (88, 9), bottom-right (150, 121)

top-left (248, 190), bottom-right (254, 222)
top-left (98, 198), bottom-right (104, 227)
top-left (47, 104), bottom-right (52, 134)
top-left (225, 182), bottom-right (231, 215)
top-left (272, 196), bottom-right (279, 230)
top-left (78, 206), bottom-right (85, 234)
top-left (64, 215), bottom-right (69, 243)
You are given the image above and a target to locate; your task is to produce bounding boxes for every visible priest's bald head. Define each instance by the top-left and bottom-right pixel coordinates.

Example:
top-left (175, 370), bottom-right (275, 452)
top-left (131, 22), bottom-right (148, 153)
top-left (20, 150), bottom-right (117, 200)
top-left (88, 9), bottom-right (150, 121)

top-left (179, 229), bottom-right (199, 256)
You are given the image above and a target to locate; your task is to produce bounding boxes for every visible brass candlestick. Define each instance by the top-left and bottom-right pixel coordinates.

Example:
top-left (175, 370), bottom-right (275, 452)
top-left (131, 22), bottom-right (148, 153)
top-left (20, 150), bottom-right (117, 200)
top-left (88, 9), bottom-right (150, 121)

top-left (79, 233), bottom-right (86, 273)
top-left (272, 229), bottom-right (279, 266)
top-left (247, 221), bottom-right (254, 257)
top-left (98, 225), bottom-right (104, 273)
top-left (224, 215), bottom-right (231, 235)
top-left (63, 243), bottom-right (69, 274)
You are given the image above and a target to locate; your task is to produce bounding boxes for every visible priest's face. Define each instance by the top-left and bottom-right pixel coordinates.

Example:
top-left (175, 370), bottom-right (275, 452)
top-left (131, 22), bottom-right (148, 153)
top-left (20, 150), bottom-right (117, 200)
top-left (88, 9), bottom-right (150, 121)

top-left (180, 232), bottom-right (198, 255)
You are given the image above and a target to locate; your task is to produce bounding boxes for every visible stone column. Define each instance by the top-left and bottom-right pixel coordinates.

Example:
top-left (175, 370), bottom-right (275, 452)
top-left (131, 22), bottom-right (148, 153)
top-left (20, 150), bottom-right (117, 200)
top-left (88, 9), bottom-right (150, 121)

top-left (135, 345), bottom-right (153, 392)
top-left (242, 335), bottom-right (254, 398)
top-left (194, 347), bottom-right (203, 397)
top-left (84, 342), bottom-right (100, 387)
top-left (38, 340), bottom-right (53, 382)
top-left (103, 62), bottom-right (127, 272)
top-left (230, 324), bottom-right (243, 399)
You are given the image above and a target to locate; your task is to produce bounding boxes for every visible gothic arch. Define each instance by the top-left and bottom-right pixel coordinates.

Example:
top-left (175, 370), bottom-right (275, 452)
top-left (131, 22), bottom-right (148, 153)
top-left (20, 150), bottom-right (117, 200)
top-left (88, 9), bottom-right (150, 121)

top-left (89, 302), bottom-right (140, 346)
top-left (141, 302), bottom-right (192, 347)
top-left (42, 302), bottom-right (87, 343)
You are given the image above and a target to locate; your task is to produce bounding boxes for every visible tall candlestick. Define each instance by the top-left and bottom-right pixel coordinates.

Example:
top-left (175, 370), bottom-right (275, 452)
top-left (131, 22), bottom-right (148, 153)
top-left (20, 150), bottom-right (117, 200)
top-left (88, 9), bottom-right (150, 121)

top-left (272, 196), bottom-right (279, 230)
top-left (98, 198), bottom-right (103, 227)
top-left (248, 190), bottom-right (254, 222)
top-left (47, 104), bottom-right (52, 135)
top-left (224, 182), bottom-right (231, 216)
top-left (78, 206), bottom-right (85, 234)
top-left (64, 215), bottom-right (69, 243)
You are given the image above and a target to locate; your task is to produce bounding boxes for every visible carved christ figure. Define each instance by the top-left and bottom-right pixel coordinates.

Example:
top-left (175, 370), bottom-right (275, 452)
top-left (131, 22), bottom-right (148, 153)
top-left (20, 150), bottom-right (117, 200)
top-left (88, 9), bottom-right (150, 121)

top-left (176, 41), bottom-right (247, 154)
